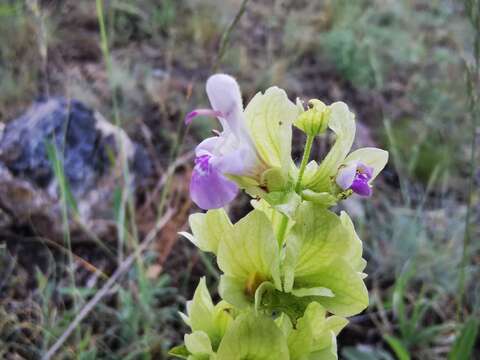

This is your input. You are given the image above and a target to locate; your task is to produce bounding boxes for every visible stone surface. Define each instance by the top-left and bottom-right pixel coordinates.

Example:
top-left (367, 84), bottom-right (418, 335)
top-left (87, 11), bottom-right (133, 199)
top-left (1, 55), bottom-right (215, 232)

top-left (0, 97), bottom-right (151, 241)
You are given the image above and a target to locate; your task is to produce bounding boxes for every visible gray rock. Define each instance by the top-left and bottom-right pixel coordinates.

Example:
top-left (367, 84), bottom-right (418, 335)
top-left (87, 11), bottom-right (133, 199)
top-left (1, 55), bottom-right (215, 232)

top-left (0, 98), bottom-right (151, 241)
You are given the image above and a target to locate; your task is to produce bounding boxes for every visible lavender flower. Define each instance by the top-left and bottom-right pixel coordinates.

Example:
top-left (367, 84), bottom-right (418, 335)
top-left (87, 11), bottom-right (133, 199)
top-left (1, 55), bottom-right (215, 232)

top-left (186, 74), bottom-right (299, 209)
top-left (336, 161), bottom-right (374, 197)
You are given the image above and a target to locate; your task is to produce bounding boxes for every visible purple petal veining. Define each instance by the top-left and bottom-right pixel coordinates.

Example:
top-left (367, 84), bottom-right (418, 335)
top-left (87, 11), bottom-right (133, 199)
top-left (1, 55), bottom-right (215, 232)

top-left (190, 154), bottom-right (239, 210)
top-left (336, 161), bottom-right (374, 197)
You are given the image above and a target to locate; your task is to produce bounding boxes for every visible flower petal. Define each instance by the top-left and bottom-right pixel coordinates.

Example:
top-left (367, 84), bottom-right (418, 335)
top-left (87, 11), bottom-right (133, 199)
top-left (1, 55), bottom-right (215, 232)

top-left (335, 162), bottom-right (357, 190)
top-left (210, 144), bottom-right (259, 176)
top-left (350, 178), bottom-right (372, 197)
top-left (190, 156), bottom-right (238, 209)
top-left (206, 74), bottom-right (246, 136)
top-left (344, 147), bottom-right (388, 181)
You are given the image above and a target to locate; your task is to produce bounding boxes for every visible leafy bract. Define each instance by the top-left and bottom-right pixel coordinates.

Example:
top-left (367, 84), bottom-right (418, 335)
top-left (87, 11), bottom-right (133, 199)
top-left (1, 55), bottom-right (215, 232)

top-left (181, 209), bottom-right (233, 255)
top-left (185, 331), bottom-right (213, 356)
top-left (305, 102), bottom-right (356, 192)
top-left (340, 211), bottom-right (367, 273)
top-left (284, 203), bottom-right (368, 316)
top-left (217, 210), bottom-right (281, 308)
top-left (281, 302), bottom-right (348, 360)
top-left (244, 86), bottom-right (300, 172)
top-left (180, 278), bottom-right (233, 350)
top-left (251, 198), bottom-right (295, 240)
top-left (216, 312), bottom-right (289, 360)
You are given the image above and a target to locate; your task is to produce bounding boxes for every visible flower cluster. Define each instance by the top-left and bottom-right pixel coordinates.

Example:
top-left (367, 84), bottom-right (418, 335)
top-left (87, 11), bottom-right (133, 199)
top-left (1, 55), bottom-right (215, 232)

top-left (171, 74), bottom-right (388, 360)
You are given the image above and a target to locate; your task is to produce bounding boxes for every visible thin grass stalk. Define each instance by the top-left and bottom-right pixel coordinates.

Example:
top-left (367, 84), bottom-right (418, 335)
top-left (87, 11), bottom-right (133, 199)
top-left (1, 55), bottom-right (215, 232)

top-left (45, 143), bottom-right (81, 344)
top-left (214, 0), bottom-right (250, 71)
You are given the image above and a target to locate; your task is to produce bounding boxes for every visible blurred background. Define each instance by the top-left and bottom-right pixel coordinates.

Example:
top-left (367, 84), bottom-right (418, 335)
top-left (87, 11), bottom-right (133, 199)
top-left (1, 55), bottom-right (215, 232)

top-left (0, 0), bottom-right (479, 359)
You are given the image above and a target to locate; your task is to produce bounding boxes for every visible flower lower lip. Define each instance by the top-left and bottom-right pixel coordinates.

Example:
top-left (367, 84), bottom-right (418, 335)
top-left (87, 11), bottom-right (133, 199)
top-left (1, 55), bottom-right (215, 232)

top-left (190, 154), bottom-right (238, 209)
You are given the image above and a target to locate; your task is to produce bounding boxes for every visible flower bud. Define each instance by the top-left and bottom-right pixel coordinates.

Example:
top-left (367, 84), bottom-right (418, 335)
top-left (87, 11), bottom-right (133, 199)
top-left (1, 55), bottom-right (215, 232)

top-left (294, 99), bottom-right (330, 136)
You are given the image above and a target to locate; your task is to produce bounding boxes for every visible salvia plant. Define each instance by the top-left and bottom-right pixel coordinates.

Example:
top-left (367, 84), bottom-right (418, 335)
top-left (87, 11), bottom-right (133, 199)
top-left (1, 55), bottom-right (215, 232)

top-left (170, 74), bottom-right (388, 360)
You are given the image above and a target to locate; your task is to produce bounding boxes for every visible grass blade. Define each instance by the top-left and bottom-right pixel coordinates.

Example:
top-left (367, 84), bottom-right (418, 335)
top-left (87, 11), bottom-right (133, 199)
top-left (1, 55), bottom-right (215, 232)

top-left (383, 335), bottom-right (411, 360)
top-left (448, 318), bottom-right (479, 360)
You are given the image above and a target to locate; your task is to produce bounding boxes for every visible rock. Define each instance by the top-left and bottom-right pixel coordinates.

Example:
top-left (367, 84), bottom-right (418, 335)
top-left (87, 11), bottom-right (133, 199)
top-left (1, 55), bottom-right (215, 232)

top-left (0, 97), bottom-right (151, 241)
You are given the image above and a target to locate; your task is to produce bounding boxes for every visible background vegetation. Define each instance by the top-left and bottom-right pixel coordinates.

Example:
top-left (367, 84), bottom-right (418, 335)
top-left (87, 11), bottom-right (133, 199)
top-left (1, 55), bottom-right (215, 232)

top-left (0, 0), bottom-right (478, 359)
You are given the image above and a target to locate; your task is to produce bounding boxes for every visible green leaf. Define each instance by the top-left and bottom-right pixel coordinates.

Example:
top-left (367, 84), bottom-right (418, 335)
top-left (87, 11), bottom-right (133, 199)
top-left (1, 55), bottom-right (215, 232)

top-left (291, 287), bottom-right (334, 298)
top-left (383, 335), bottom-right (410, 360)
top-left (305, 102), bottom-right (356, 192)
top-left (286, 302), bottom-right (344, 360)
top-left (283, 203), bottom-right (368, 316)
top-left (448, 318), bottom-right (479, 360)
top-left (217, 210), bottom-right (281, 307)
top-left (218, 275), bottom-right (252, 309)
top-left (284, 203), bottom-right (359, 290)
top-left (185, 331), bottom-right (213, 356)
top-left (295, 257), bottom-right (368, 317)
top-left (309, 333), bottom-right (338, 360)
top-left (288, 204), bottom-right (353, 277)
top-left (168, 344), bottom-right (191, 359)
top-left (244, 86), bottom-right (300, 172)
top-left (339, 211), bottom-right (367, 273)
top-left (216, 312), bottom-right (290, 360)
top-left (181, 209), bottom-right (233, 255)
top-left (182, 278), bottom-right (233, 349)
top-left (251, 199), bottom-right (295, 241)
top-left (301, 190), bottom-right (338, 207)
top-left (262, 190), bottom-right (302, 218)
top-left (324, 316), bottom-right (349, 337)
top-left (287, 303), bottom-right (319, 359)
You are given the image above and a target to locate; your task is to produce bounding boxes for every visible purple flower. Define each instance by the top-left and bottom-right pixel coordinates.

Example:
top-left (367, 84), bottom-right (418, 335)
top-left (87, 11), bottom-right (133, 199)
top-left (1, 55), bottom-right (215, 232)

top-left (186, 74), bottom-right (262, 209)
top-left (336, 161), bottom-right (374, 197)
top-left (190, 154), bottom-right (239, 210)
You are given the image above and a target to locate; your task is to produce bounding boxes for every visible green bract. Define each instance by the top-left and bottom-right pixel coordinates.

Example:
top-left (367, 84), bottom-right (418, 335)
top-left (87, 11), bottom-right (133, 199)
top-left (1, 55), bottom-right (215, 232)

top-left (179, 278), bottom-right (234, 352)
top-left (182, 203), bottom-right (368, 321)
top-left (283, 202), bottom-right (368, 317)
top-left (217, 312), bottom-right (290, 360)
top-left (294, 99), bottom-right (331, 137)
top-left (173, 281), bottom-right (346, 360)
top-left (303, 102), bottom-right (356, 193)
top-left (281, 302), bottom-right (348, 360)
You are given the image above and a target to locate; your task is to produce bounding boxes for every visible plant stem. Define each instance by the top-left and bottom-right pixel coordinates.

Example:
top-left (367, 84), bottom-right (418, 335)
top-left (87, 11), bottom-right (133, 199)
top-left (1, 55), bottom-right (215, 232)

top-left (276, 213), bottom-right (289, 248)
top-left (277, 134), bottom-right (315, 247)
top-left (295, 134), bottom-right (315, 193)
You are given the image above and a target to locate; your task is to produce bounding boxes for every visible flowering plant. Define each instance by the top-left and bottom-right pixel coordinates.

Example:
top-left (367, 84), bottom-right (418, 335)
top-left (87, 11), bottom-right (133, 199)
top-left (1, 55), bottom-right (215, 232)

top-left (171, 74), bottom-right (388, 360)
